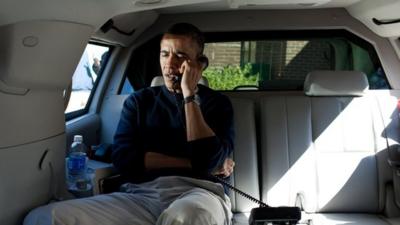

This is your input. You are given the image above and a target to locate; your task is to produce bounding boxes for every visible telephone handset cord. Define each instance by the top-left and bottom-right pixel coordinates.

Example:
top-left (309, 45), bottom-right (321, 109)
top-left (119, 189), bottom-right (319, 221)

top-left (211, 174), bottom-right (268, 208)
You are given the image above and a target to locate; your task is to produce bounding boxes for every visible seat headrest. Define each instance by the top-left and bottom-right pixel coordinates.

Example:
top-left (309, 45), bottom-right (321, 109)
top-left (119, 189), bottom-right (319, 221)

top-left (150, 76), bottom-right (165, 87)
top-left (150, 76), bottom-right (209, 87)
top-left (304, 70), bottom-right (369, 96)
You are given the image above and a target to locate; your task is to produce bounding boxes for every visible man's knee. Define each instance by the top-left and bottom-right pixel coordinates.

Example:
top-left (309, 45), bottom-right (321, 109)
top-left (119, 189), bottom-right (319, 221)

top-left (157, 201), bottom-right (219, 225)
top-left (157, 191), bottom-right (229, 225)
top-left (24, 202), bottom-right (65, 225)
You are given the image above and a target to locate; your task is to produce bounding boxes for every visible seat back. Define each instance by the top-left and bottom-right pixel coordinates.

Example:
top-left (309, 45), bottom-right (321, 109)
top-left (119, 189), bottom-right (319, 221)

top-left (260, 71), bottom-right (385, 213)
top-left (229, 97), bottom-right (260, 213)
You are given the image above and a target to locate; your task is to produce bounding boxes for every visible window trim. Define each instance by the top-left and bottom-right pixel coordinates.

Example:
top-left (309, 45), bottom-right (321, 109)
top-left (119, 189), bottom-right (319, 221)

top-left (65, 42), bottom-right (113, 121)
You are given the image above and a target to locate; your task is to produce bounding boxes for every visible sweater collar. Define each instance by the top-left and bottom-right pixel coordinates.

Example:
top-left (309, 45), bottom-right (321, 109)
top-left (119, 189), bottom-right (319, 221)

top-left (161, 85), bottom-right (183, 104)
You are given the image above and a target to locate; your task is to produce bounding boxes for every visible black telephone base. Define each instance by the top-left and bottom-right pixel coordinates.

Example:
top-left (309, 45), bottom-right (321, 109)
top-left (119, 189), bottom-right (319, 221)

top-left (249, 206), bottom-right (301, 225)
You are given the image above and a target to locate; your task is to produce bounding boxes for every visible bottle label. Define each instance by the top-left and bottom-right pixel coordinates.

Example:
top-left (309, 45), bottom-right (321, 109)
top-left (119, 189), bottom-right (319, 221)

top-left (68, 155), bottom-right (86, 175)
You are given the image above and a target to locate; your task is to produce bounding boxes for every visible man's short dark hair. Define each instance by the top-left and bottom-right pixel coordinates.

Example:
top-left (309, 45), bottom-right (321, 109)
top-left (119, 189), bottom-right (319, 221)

top-left (165, 23), bottom-right (205, 54)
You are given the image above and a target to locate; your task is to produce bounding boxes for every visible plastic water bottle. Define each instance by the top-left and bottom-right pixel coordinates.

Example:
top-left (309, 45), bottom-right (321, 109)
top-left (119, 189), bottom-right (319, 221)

top-left (66, 135), bottom-right (91, 194)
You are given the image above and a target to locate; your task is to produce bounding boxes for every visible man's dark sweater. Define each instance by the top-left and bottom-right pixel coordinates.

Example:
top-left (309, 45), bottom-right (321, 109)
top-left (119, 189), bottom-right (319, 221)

top-left (112, 84), bottom-right (234, 185)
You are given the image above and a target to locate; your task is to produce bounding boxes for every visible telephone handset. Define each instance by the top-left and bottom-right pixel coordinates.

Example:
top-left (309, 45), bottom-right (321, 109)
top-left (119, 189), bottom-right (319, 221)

top-left (172, 55), bottom-right (209, 87)
top-left (198, 55), bottom-right (209, 70)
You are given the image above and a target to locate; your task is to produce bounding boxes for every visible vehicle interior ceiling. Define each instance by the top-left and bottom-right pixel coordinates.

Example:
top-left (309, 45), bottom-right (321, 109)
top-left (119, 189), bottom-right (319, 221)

top-left (2, 0), bottom-right (400, 224)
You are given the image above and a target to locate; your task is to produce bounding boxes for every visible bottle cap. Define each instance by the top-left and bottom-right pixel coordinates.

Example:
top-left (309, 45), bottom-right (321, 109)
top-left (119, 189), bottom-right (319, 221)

top-left (74, 135), bottom-right (83, 143)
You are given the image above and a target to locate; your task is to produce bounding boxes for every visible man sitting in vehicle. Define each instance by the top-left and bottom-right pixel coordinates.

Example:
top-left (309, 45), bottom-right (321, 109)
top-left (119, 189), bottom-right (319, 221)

top-left (24, 23), bottom-right (235, 225)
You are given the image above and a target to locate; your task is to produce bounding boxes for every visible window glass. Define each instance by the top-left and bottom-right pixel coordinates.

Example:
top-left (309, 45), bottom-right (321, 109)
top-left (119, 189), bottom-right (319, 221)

top-left (65, 44), bottom-right (110, 114)
top-left (120, 77), bottom-right (134, 95)
top-left (203, 38), bottom-right (388, 90)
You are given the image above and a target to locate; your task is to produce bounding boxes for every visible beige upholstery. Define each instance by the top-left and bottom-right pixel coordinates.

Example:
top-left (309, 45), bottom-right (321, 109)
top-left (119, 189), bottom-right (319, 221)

top-left (302, 213), bottom-right (395, 225)
top-left (150, 76), bottom-right (209, 87)
top-left (150, 76), bottom-right (165, 87)
top-left (259, 70), bottom-right (393, 224)
top-left (260, 96), bottom-right (382, 210)
top-left (229, 98), bottom-right (259, 213)
top-left (304, 70), bottom-right (369, 96)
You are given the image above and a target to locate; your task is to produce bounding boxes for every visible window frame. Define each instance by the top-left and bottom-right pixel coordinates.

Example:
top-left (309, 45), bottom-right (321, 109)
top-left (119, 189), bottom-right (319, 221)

top-left (65, 42), bottom-right (113, 121)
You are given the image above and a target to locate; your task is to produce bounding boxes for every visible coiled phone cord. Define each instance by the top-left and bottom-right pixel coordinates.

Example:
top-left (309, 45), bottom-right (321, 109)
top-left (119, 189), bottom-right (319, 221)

top-left (212, 175), bottom-right (269, 208)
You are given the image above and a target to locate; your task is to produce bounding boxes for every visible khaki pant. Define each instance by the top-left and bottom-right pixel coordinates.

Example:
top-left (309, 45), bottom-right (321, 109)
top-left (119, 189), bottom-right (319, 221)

top-left (24, 176), bottom-right (232, 225)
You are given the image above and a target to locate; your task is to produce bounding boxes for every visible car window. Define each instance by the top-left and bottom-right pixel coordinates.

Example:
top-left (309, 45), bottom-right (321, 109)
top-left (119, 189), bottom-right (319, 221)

top-left (203, 38), bottom-right (389, 90)
top-left (65, 43), bottom-right (111, 118)
top-left (119, 75), bottom-right (135, 95)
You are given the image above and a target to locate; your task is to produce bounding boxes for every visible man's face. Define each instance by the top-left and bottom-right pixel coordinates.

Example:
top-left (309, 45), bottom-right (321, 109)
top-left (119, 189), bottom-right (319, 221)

top-left (160, 33), bottom-right (200, 91)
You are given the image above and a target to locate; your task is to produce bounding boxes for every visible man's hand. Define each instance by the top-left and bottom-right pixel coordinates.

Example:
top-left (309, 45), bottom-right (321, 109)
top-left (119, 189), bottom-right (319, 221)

top-left (212, 158), bottom-right (235, 177)
top-left (180, 59), bottom-right (203, 97)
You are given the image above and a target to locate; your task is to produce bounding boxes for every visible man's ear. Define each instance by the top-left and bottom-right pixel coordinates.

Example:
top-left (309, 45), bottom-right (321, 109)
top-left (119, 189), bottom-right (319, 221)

top-left (198, 55), bottom-right (209, 70)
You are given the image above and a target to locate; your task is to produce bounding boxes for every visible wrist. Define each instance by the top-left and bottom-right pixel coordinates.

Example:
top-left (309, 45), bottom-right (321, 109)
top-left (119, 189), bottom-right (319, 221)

top-left (182, 90), bottom-right (195, 98)
top-left (184, 94), bottom-right (200, 105)
top-left (182, 86), bottom-right (198, 98)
